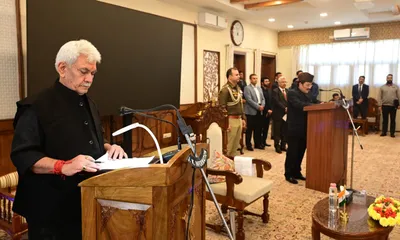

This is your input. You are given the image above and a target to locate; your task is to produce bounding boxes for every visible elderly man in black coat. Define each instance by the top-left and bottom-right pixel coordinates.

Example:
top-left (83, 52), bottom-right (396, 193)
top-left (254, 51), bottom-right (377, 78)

top-left (284, 72), bottom-right (318, 184)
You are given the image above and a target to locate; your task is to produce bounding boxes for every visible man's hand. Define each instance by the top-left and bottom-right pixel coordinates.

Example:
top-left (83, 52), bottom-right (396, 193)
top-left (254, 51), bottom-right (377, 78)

top-left (227, 125), bottom-right (231, 132)
top-left (268, 110), bottom-right (272, 115)
top-left (106, 144), bottom-right (128, 160)
top-left (62, 155), bottom-right (100, 176)
top-left (259, 106), bottom-right (264, 111)
top-left (242, 119), bottom-right (246, 128)
top-left (242, 99), bottom-right (246, 103)
top-left (285, 107), bottom-right (287, 113)
top-left (379, 106), bottom-right (382, 112)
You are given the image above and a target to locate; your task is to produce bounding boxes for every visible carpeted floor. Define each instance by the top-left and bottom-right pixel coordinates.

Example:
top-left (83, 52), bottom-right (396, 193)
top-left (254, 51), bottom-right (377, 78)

top-left (1, 133), bottom-right (399, 240)
top-left (205, 133), bottom-right (400, 240)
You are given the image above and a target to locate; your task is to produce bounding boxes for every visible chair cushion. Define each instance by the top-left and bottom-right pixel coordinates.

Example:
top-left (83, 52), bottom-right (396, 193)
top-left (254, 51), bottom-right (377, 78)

top-left (208, 151), bottom-right (235, 184)
top-left (207, 176), bottom-right (273, 204)
top-left (0, 172), bottom-right (18, 189)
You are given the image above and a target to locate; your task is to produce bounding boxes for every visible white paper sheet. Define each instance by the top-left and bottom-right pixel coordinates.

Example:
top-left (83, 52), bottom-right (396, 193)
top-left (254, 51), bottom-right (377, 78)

top-left (95, 153), bottom-right (154, 170)
top-left (282, 114), bottom-right (287, 121)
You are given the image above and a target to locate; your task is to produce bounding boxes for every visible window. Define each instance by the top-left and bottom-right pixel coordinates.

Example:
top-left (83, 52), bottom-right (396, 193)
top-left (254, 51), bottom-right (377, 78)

top-left (316, 66), bottom-right (331, 85)
top-left (333, 65), bottom-right (350, 86)
top-left (297, 39), bottom-right (400, 98)
top-left (308, 65), bottom-right (315, 75)
top-left (373, 64), bottom-right (390, 86)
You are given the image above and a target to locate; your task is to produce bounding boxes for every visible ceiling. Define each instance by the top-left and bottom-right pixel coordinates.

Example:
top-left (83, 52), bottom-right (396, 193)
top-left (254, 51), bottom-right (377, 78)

top-left (160, 0), bottom-right (400, 31)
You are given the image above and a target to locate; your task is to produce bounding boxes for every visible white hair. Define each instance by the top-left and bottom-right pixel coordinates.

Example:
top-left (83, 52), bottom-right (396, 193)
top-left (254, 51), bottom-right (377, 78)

top-left (55, 39), bottom-right (101, 71)
top-left (278, 76), bottom-right (287, 83)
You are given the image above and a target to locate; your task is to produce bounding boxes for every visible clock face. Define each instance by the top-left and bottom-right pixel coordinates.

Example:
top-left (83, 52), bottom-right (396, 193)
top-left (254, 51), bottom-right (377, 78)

top-left (231, 20), bottom-right (244, 46)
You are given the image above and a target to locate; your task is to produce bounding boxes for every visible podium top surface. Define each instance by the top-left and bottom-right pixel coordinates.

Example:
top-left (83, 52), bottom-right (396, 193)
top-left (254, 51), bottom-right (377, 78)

top-left (79, 144), bottom-right (206, 188)
top-left (304, 100), bottom-right (353, 111)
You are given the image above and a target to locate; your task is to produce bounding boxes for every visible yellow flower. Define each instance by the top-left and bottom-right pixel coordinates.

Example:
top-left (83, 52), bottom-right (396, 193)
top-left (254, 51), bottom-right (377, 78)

top-left (397, 216), bottom-right (400, 225)
top-left (380, 218), bottom-right (389, 227)
top-left (388, 217), bottom-right (397, 226)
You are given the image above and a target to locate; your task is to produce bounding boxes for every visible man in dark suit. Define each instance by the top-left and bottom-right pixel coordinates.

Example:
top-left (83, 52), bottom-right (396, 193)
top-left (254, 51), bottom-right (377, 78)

top-left (352, 76), bottom-right (369, 119)
top-left (244, 74), bottom-right (265, 150)
top-left (272, 76), bottom-right (288, 154)
top-left (238, 71), bottom-right (247, 94)
top-left (261, 77), bottom-right (273, 147)
top-left (290, 70), bottom-right (303, 89)
top-left (271, 72), bottom-right (282, 90)
top-left (284, 72), bottom-right (315, 184)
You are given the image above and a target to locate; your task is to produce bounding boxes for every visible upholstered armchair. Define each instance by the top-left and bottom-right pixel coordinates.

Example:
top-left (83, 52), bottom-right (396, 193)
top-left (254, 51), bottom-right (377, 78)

top-left (0, 171), bottom-right (28, 240)
top-left (181, 102), bottom-right (273, 240)
top-left (367, 97), bottom-right (381, 132)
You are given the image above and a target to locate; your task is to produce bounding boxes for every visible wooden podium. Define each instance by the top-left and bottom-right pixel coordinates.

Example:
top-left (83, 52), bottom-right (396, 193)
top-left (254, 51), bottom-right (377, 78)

top-left (79, 144), bottom-right (206, 240)
top-left (304, 103), bottom-right (349, 193)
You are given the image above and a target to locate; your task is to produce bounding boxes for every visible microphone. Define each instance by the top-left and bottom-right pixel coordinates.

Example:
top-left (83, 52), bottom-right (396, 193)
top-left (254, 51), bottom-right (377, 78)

top-left (120, 105), bottom-right (182, 151)
top-left (122, 104), bottom-right (207, 168)
top-left (112, 123), bottom-right (164, 164)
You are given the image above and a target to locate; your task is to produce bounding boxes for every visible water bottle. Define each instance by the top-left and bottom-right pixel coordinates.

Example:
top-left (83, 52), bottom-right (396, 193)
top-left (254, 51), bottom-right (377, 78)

top-left (329, 183), bottom-right (338, 212)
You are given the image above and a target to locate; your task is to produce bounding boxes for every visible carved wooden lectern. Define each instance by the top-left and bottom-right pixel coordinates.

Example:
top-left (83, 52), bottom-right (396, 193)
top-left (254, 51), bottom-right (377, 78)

top-left (79, 144), bottom-right (207, 240)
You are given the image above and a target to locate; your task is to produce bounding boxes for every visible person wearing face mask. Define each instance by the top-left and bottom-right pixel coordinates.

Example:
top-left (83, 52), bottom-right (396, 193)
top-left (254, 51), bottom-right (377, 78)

top-left (377, 74), bottom-right (400, 137)
top-left (11, 40), bottom-right (127, 240)
top-left (284, 72), bottom-right (315, 184)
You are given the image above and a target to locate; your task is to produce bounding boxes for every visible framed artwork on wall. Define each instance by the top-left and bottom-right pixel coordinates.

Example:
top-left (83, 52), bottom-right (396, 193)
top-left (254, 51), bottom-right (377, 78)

top-left (203, 50), bottom-right (220, 102)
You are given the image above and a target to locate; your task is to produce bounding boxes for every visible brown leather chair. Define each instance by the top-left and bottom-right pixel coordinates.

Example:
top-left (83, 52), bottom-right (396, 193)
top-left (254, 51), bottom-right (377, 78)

top-left (181, 102), bottom-right (273, 240)
top-left (0, 172), bottom-right (28, 240)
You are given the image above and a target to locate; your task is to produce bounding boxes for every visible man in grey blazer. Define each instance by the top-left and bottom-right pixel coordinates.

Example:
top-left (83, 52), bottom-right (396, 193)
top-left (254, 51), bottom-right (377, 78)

top-left (244, 74), bottom-right (265, 150)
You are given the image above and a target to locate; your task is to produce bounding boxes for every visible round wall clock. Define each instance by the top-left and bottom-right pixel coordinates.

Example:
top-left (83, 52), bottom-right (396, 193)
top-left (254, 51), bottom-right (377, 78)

top-left (230, 20), bottom-right (244, 46)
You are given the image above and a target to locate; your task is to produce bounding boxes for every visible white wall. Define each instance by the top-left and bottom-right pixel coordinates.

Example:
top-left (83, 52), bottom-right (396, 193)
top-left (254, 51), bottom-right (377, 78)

top-left (277, 47), bottom-right (295, 80)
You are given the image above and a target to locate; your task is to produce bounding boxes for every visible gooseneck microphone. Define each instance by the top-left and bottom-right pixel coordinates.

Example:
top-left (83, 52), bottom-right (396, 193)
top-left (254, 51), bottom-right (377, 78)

top-left (120, 106), bottom-right (182, 151)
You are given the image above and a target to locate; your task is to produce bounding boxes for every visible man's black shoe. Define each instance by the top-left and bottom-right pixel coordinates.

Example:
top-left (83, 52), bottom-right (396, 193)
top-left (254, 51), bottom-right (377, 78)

top-left (275, 148), bottom-right (282, 154)
top-left (264, 143), bottom-right (271, 147)
top-left (285, 177), bottom-right (298, 184)
top-left (255, 145), bottom-right (265, 150)
top-left (380, 133), bottom-right (387, 136)
top-left (281, 147), bottom-right (287, 152)
top-left (294, 175), bottom-right (306, 181)
top-left (391, 134), bottom-right (395, 138)
top-left (246, 146), bottom-right (254, 151)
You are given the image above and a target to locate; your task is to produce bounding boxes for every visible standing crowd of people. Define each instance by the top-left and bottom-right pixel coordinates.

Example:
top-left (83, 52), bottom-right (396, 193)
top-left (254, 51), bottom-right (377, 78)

top-left (219, 67), bottom-right (400, 185)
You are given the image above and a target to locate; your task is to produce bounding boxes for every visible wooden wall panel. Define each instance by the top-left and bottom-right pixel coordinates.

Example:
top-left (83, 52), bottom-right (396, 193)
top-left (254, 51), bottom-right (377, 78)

top-left (0, 119), bottom-right (16, 176)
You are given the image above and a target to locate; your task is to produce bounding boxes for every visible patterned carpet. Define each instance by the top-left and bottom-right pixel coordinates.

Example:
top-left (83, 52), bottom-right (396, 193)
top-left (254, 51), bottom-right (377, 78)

top-left (205, 132), bottom-right (400, 240)
top-left (1, 133), bottom-right (399, 240)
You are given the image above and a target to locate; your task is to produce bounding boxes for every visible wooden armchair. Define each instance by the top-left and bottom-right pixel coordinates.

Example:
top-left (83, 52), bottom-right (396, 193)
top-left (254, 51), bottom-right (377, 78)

top-left (0, 171), bottom-right (28, 240)
top-left (367, 97), bottom-right (381, 132)
top-left (181, 102), bottom-right (273, 240)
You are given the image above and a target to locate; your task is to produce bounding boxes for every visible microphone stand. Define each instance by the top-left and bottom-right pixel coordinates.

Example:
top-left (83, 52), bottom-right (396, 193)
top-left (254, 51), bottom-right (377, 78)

top-left (121, 105), bottom-right (234, 240)
top-left (339, 94), bottom-right (363, 190)
top-left (177, 114), bottom-right (235, 240)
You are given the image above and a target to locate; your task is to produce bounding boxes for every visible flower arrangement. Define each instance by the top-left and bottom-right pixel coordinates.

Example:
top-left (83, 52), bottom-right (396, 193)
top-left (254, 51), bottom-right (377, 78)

top-left (367, 195), bottom-right (400, 227)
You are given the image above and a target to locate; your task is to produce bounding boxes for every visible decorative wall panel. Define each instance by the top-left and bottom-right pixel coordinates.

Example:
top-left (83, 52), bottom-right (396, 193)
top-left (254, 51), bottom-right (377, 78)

top-left (279, 21), bottom-right (400, 47)
top-left (203, 50), bottom-right (220, 102)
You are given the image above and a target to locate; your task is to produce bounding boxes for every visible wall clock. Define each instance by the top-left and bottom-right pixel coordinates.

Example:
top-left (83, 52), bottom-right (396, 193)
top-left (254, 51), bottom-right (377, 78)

top-left (230, 20), bottom-right (244, 46)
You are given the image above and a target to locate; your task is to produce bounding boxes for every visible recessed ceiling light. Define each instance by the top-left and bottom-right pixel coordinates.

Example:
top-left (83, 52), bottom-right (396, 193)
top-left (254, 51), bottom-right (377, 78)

top-left (287, 25), bottom-right (294, 29)
top-left (320, 12), bottom-right (328, 17)
top-left (334, 21), bottom-right (341, 25)
top-left (275, 1), bottom-right (282, 4)
top-left (269, 18), bottom-right (276, 22)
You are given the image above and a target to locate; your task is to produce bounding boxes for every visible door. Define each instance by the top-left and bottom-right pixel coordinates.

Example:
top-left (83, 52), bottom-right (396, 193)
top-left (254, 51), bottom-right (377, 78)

top-left (234, 53), bottom-right (246, 80)
top-left (261, 55), bottom-right (276, 86)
